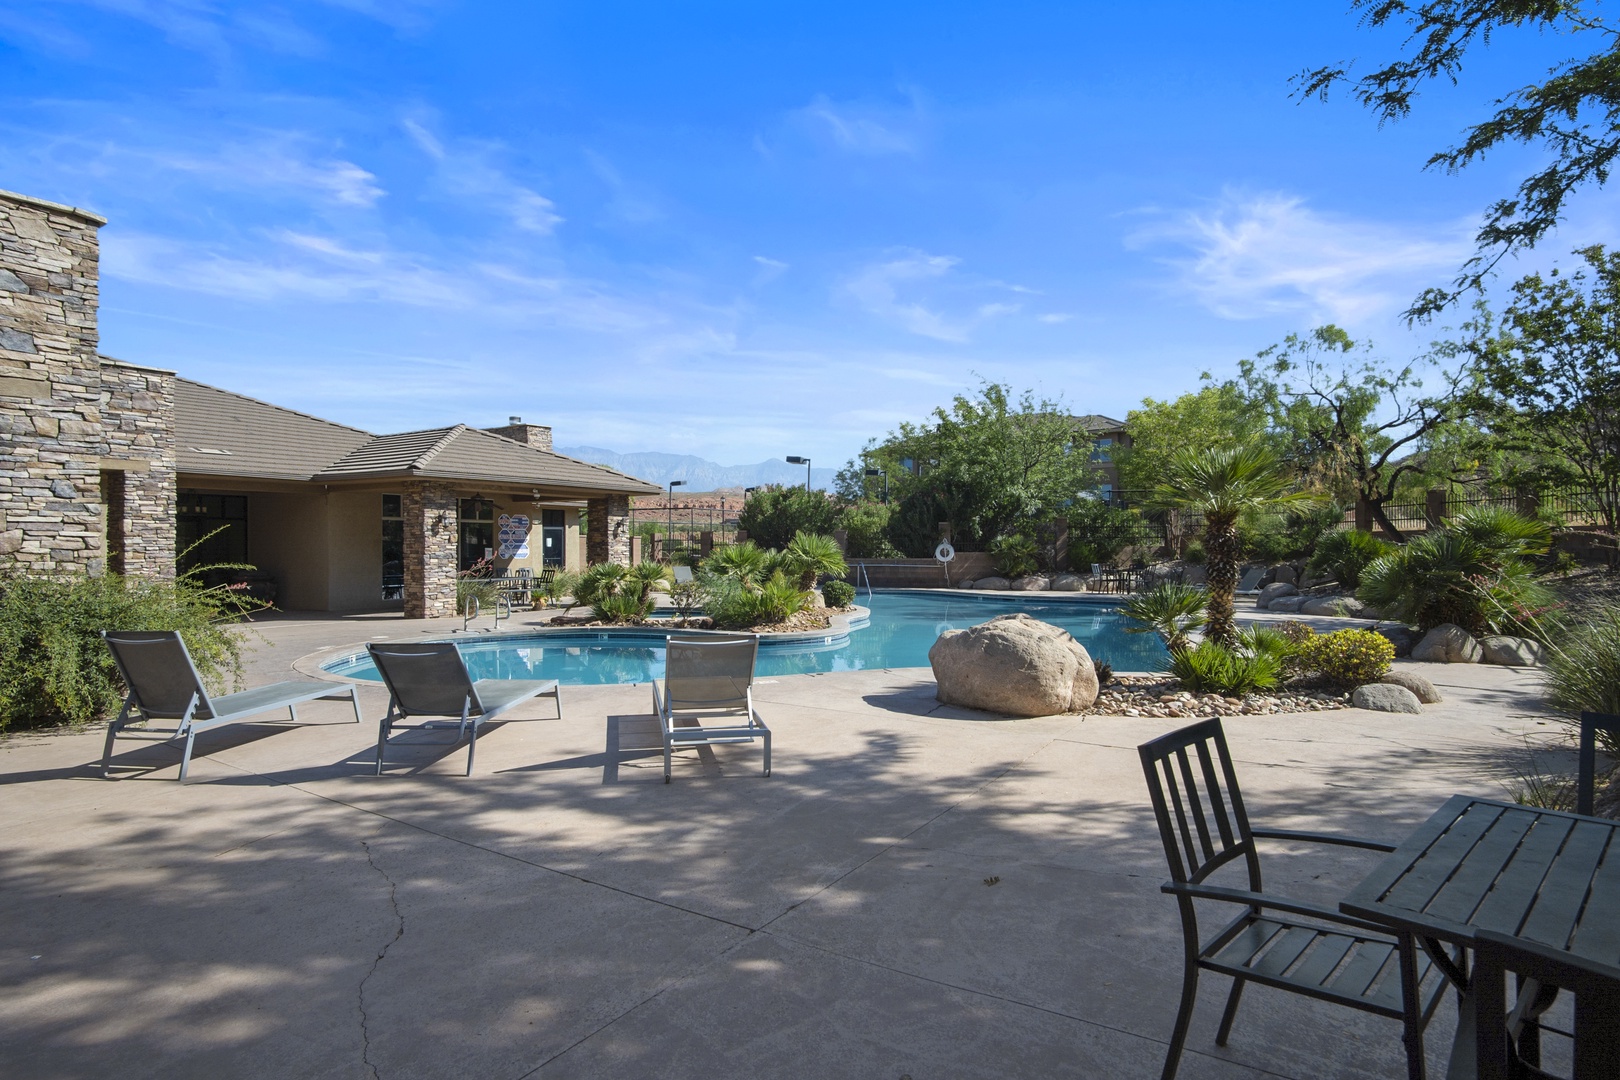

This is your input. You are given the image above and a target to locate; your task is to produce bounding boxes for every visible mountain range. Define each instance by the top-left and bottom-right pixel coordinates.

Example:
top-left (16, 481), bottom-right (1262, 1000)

top-left (556, 446), bottom-right (837, 492)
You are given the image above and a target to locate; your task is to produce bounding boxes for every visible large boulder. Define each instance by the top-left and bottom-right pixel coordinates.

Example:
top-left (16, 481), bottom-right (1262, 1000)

top-left (1412, 624), bottom-right (1483, 664)
top-left (1271, 564), bottom-right (1299, 585)
top-left (1050, 573), bottom-right (1085, 592)
top-left (1352, 683), bottom-right (1424, 714)
top-left (1374, 624), bottom-right (1419, 658)
top-left (1302, 595), bottom-right (1370, 618)
top-left (1012, 576), bottom-right (1050, 592)
top-left (930, 613), bottom-right (1100, 717)
top-left (1267, 594), bottom-right (1307, 614)
top-left (1257, 582), bottom-right (1298, 610)
top-left (1480, 636), bottom-right (1548, 667)
top-left (974, 576), bottom-right (1010, 591)
top-left (1380, 670), bottom-right (1442, 703)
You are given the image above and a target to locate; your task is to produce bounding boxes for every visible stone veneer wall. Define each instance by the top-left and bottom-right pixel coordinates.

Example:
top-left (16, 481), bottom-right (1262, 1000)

top-left (402, 480), bottom-right (458, 618)
top-left (99, 361), bottom-right (177, 576)
top-left (485, 422), bottom-right (553, 451)
top-left (586, 493), bottom-right (630, 566)
top-left (0, 190), bottom-right (108, 572)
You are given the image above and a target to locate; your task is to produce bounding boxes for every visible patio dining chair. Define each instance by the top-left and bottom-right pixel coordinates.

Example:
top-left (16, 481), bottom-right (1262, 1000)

top-left (652, 633), bottom-right (770, 783)
top-left (1138, 718), bottom-right (1447, 1080)
top-left (1473, 928), bottom-right (1620, 1080)
top-left (1576, 712), bottom-right (1620, 817)
top-left (101, 630), bottom-right (363, 781)
top-left (367, 641), bottom-right (560, 776)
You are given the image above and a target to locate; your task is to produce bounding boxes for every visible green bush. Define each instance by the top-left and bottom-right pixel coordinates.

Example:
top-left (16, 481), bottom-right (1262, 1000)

top-left (0, 569), bottom-right (252, 730)
top-left (1236, 625), bottom-right (1303, 673)
top-left (1065, 500), bottom-right (1159, 566)
top-left (782, 531), bottom-right (848, 590)
top-left (990, 534), bottom-right (1039, 578)
top-left (576, 561), bottom-right (666, 623)
top-left (1121, 582), bottom-right (1208, 654)
top-left (592, 593), bottom-right (652, 624)
top-left (1358, 509), bottom-right (1558, 635)
top-left (1544, 604), bottom-right (1620, 755)
top-left (1238, 504), bottom-right (1344, 562)
top-left (836, 501), bottom-right (900, 559)
top-left (702, 541), bottom-right (778, 588)
top-left (1301, 628), bottom-right (1394, 687)
top-left (738, 486), bottom-right (838, 550)
top-left (1308, 529), bottom-right (1393, 589)
top-left (1182, 540), bottom-right (1207, 565)
top-left (456, 575), bottom-right (500, 617)
top-left (706, 570), bottom-right (811, 629)
top-left (1167, 640), bottom-right (1282, 696)
top-left (821, 580), bottom-right (856, 608)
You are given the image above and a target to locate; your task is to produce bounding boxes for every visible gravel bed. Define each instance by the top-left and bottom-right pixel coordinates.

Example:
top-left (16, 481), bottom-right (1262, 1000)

top-left (1082, 675), bottom-right (1351, 718)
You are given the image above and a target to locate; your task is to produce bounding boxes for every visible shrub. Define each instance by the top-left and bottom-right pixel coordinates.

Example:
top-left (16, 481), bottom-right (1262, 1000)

top-left (1275, 621), bottom-right (1316, 646)
top-left (1544, 604), bottom-right (1620, 755)
top-left (1238, 504), bottom-right (1344, 562)
top-left (1308, 529), bottom-right (1393, 589)
top-left (837, 501), bottom-right (901, 559)
top-left (1167, 640), bottom-right (1282, 696)
top-left (0, 568), bottom-right (252, 731)
top-left (668, 580), bottom-right (705, 624)
top-left (739, 486), bottom-right (838, 550)
top-left (1065, 500), bottom-right (1160, 565)
top-left (1120, 582), bottom-right (1208, 654)
top-left (576, 561), bottom-right (666, 623)
top-left (1182, 540), bottom-right (1206, 565)
top-left (990, 534), bottom-right (1039, 578)
top-left (706, 570), bottom-right (810, 629)
top-left (1236, 625), bottom-right (1302, 671)
top-left (821, 580), bottom-right (856, 608)
top-left (456, 575), bottom-right (500, 617)
top-left (1301, 628), bottom-right (1394, 687)
top-left (703, 541), bottom-right (779, 588)
top-left (592, 593), bottom-right (651, 624)
top-left (1093, 658), bottom-right (1114, 687)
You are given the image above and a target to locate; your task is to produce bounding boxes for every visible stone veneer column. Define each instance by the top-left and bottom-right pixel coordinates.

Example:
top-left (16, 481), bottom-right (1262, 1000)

top-left (586, 493), bottom-right (630, 566)
top-left (402, 480), bottom-right (458, 618)
top-left (0, 190), bottom-right (108, 572)
top-left (99, 361), bottom-right (177, 577)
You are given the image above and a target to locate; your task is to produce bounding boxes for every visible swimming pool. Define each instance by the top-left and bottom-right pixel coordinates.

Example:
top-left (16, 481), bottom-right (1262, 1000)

top-left (323, 590), bottom-right (1167, 685)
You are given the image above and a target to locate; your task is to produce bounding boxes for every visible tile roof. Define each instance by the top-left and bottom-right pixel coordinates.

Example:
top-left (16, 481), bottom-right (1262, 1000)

top-left (174, 377), bottom-right (372, 480)
top-left (316, 425), bottom-right (660, 493)
top-left (170, 375), bottom-right (660, 494)
top-left (1071, 413), bottom-right (1127, 433)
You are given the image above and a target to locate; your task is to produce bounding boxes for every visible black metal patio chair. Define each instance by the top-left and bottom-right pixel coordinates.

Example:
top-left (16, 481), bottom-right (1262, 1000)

top-left (1473, 927), bottom-right (1620, 1080)
top-left (1137, 718), bottom-right (1448, 1080)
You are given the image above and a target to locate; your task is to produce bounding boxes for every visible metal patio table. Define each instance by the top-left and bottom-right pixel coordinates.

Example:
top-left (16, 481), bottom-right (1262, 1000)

top-left (1340, 795), bottom-right (1620, 1079)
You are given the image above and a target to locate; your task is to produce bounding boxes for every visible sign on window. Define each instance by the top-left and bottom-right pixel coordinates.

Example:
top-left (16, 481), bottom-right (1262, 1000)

top-left (497, 514), bottom-right (531, 558)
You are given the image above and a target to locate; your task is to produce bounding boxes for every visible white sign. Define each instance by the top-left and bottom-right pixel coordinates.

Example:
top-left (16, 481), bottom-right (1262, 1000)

top-left (497, 514), bottom-right (531, 559)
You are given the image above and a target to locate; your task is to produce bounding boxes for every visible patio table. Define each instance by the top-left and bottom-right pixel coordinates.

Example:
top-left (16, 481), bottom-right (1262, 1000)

top-left (1340, 795), bottom-right (1620, 1079)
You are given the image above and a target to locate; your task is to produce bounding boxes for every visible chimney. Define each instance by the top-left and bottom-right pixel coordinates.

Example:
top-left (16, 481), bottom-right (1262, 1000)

top-left (486, 417), bottom-right (553, 451)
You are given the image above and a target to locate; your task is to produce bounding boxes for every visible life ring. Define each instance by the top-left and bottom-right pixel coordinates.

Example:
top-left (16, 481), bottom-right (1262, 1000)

top-left (934, 542), bottom-right (956, 563)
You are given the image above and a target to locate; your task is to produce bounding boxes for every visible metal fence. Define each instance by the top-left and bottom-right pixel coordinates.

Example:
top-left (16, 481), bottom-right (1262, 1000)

top-left (1357, 486), bottom-right (1607, 534)
top-left (629, 505), bottom-right (741, 562)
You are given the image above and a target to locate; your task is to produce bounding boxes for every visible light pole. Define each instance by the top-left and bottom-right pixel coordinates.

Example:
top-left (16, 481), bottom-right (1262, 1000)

top-left (864, 466), bottom-right (888, 503)
top-left (786, 455), bottom-right (811, 490)
top-left (666, 480), bottom-right (685, 561)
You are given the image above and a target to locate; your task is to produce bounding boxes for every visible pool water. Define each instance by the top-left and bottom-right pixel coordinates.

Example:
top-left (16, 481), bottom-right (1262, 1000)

top-left (324, 590), bottom-right (1167, 686)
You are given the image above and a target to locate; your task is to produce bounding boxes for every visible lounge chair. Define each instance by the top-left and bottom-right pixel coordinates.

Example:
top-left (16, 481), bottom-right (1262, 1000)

top-left (673, 565), bottom-right (695, 585)
top-left (652, 632), bottom-right (770, 783)
top-left (101, 630), bottom-right (364, 781)
top-left (1236, 567), bottom-right (1266, 595)
top-left (366, 641), bottom-right (561, 776)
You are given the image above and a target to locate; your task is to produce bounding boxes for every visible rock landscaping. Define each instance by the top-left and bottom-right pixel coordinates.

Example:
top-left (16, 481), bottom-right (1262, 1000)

top-left (1479, 635), bottom-right (1548, 667)
top-left (1078, 675), bottom-right (1349, 718)
top-left (931, 613), bottom-right (1100, 717)
top-left (1380, 670), bottom-right (1442, 703)
top-left (1352, 683), bottom-right (1424, 713)
top-left (1412, 623), bottom-right (1484, 663)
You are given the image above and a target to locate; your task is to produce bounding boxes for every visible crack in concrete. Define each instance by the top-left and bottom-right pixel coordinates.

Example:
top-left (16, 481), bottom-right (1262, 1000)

top-left (359, 840), bottom-right (405, 1080)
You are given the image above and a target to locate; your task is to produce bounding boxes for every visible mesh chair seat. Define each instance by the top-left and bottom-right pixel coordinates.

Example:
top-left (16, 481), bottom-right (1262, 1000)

top-left (652, 633), bottom-right (770, 783)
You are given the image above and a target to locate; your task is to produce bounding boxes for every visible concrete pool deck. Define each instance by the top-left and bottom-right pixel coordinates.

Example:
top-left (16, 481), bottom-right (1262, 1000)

top-left (0, 605), bottom-right (1578, 1079)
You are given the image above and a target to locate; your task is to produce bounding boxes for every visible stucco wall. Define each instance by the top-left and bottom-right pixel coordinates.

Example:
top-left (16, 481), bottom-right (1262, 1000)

top-left (326, 490), bottom-right (384, 612)
top-left (249, 492), bottom-right (332, 611)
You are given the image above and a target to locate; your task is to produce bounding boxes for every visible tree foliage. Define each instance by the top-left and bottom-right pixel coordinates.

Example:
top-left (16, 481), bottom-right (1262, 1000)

top-left (1298, 1), bottom-right (1620, 315)
top-left (866, 382), bottom-right (1101, 552)
top-left (1466, 244), bottom-right (1620, 531)
top-left (739, 486), bottom-right (838, 550)
top-left (1115, 384), bottom-right (1266, 493)
top-left (1238, 325), bottom-right (1470, 537)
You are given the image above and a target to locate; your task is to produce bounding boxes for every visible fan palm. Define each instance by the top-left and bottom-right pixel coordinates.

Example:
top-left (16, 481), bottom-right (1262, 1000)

top-left (1120, 582), bottom-right (1208, 655)
top-left (1150, 445), bottom-right (1318, 645)
top-left (781, 531), bottom-right (849, 591)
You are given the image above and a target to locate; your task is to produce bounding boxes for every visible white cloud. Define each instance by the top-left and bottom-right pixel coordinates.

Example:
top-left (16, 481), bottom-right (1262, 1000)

top-left (840, 251), bottom-right (1023, 342)
top-left (1129, 190), bottom-right (1472, 322)
top-left (797, 93), bottom-right (920, 155)
top-left (752, 255), bottom-right (788, 285)
top-left (402, 116), bottom-right (562, 234)
top-left (1037, 313), bottom-right (1073, 324)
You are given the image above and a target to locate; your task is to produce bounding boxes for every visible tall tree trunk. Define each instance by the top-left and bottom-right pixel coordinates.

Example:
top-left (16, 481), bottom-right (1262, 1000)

top-left (1203, 512), bottom-right (1240, 647)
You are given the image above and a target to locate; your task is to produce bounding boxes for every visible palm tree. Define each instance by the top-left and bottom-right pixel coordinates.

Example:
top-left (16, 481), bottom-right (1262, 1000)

top-left (1151, 444), bottom-right (1317, 646)
top-left (781, 531), bottom-right (849, 591)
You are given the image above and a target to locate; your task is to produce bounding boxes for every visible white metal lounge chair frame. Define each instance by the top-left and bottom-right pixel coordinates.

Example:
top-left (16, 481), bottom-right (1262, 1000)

top-left (100, 629), bottom-right (363, 781)
top-left (652, 632), bottom-right (771, 783)
top-left (366, 641), bottom-right (561, 776)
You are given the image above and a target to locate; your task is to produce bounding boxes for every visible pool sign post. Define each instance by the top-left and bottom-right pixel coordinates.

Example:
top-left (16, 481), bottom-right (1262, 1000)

top-left (934, 540), bottom-right (955, 586)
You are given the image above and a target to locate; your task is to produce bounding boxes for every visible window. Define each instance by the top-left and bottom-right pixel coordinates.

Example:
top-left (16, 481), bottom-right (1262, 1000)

top-left (459, 497), bottom-right (495, 572)
top-left (540, 508), bottom-right (565, 567)
top-left (1091, 437), bottom-right (1115, 463)
top-left (177, 492), bottom-right (248, 571)
top-left (381, 494), bottom-right (403, 600)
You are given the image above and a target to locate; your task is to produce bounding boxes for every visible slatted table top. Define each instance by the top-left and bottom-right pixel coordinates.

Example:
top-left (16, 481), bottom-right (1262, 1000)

top-left (1341, 795), bottom-right (1620, 972)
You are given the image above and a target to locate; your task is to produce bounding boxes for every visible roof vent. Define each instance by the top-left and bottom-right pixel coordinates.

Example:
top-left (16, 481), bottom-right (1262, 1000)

top-left (509, 415), bottom-right (522, 424)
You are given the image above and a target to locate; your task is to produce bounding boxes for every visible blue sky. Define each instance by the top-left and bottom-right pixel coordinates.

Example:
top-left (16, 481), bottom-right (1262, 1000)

top-left (3, 2), bottom-right (1610, 467)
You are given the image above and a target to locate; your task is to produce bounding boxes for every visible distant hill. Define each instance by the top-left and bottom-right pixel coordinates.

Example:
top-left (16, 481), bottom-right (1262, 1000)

top-left (557, 446), bottom-right (837, 492)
